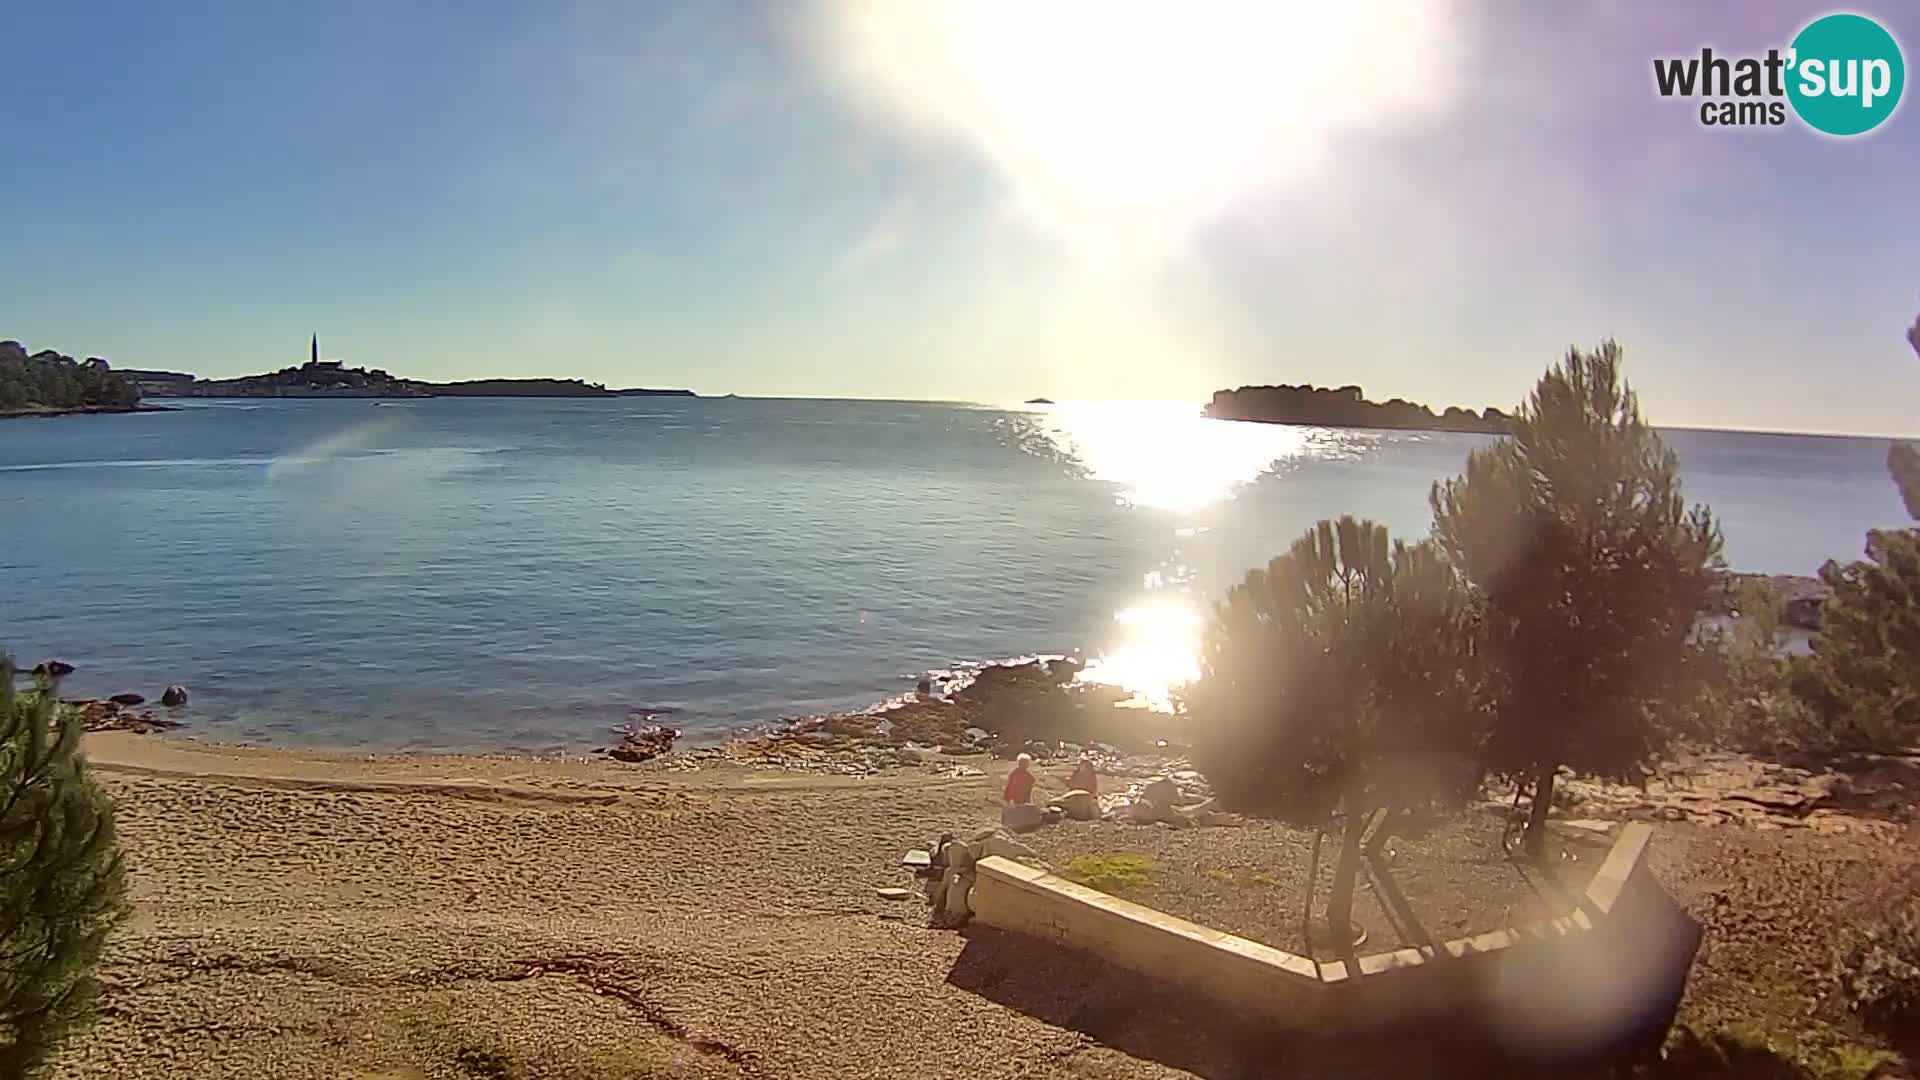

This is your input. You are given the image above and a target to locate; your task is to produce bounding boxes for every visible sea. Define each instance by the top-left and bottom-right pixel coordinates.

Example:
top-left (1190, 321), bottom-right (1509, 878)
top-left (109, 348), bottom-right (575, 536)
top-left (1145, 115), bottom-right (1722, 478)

top-left (0, 397), bottom-right (1908, 753)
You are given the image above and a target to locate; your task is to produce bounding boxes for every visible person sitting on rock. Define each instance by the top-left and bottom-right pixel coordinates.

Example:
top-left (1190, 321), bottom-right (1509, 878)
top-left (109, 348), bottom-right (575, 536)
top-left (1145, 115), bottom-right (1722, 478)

top-left (1069, 754), bottom-right (1098, 797)
top-left (1004, 753), bottom-right (1036, 805)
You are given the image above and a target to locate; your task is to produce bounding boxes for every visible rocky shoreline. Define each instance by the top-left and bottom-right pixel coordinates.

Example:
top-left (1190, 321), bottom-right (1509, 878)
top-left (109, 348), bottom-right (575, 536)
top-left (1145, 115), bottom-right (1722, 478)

top-left (30, 568), bottom-right (1836, 767)
top-left (33, 639), bottom-right (1919, 851)
top-left (597, 569), bottom-right (1839, 775)
top-left (593, 656), bottom-right (1192, 779)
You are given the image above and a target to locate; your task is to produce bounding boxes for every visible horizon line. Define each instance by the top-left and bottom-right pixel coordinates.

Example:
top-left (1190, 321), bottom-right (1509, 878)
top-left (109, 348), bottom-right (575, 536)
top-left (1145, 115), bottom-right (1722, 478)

top-left (191, 387), bottom-right (1920, 442)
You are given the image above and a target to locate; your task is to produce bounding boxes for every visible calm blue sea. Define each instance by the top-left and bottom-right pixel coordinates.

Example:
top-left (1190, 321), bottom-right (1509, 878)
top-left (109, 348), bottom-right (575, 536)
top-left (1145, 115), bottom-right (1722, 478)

top-left (0, 397), bottom-right (1907, 752)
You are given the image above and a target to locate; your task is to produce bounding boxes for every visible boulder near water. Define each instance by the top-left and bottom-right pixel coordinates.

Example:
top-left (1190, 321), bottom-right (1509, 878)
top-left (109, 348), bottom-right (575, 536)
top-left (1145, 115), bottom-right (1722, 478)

top-left (31, 660), bottom-right (75, 679)
top-left (160, 685), bottom-right (189, 707)
top-left (607, 723), bottom-right (678, 763)
top-left (108, 692), bottom-right (145, 706)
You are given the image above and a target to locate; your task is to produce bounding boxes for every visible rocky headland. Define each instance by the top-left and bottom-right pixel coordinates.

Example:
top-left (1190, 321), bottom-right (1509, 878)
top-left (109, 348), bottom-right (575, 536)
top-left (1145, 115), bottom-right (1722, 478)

top-left (0, 340), bottom-right (169, 418)
top-left (1203, 382), bottom-right (1511, 433)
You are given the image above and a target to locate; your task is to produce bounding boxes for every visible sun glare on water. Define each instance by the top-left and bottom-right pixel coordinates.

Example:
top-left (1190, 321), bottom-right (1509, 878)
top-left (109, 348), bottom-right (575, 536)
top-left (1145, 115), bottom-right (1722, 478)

top-left (808, 0), bottom-right (1458, 704)
top-left (1033, 400), bottom-right (1306, 513)
top-left (1024, 401), bottom-right (1315, 711)
top-left (1076, 595), bottom-right (1207, 713)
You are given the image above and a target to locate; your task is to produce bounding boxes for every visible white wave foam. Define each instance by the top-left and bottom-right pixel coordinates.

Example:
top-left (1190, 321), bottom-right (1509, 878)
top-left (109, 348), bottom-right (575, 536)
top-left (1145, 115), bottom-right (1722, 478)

top-left (266, 416), bottom-right (403, 480)
top-left (0, 457), bottom-right (271, 472)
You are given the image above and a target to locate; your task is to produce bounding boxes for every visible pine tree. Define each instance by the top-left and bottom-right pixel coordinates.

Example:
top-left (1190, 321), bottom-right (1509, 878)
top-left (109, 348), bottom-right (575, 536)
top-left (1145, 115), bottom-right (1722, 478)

top-left (1892, 312), bottom-right (1920, 518)
top-left (1430, 342), bottom-right (1722, 858)
top-left (0, 658), bottom-right (127, 1077)
top-left (1787, 315), bottom-right (1920, 752)
top-left (1888, 443), bottom-right (1920, 520)
top-left (1790, 531), bottom-right (1920, 754)
top-left (1185, 517), bottom-right (1483, 945)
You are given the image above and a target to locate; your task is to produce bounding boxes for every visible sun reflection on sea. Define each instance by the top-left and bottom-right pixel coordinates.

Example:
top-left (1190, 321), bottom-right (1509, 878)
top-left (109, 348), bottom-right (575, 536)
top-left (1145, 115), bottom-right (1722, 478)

top-left (1018, 400), bottom-right (1318, 712)
top-left (1076, 594), bottom-right (1205, 712)
top-left (1030, 400), bottom-right (1309, 513)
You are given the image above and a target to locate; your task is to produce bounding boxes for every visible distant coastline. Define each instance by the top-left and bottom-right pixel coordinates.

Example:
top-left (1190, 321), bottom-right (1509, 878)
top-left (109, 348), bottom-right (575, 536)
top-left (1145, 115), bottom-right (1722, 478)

top-left (137, 361), bottom-right (695, 400)
top-left (0, 403), bottom-right (176, 419)
top-left (1204, 383), bottom-right (1510, 434)
top-left (4, 337), bottom-right (696, 418)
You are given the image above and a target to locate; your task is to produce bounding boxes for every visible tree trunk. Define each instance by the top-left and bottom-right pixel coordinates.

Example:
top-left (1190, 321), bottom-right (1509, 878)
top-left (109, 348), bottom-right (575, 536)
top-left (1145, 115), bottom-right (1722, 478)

top-left (1327, 807), bottom-right (1372, 950)
top-left (1523, 762), bottom-right (1557, 860)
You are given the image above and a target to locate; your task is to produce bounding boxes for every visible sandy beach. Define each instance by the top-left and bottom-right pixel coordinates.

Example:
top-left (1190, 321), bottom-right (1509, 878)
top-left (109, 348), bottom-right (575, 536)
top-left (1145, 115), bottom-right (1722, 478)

top-left (49, 732), bottom-right (1917, 1079)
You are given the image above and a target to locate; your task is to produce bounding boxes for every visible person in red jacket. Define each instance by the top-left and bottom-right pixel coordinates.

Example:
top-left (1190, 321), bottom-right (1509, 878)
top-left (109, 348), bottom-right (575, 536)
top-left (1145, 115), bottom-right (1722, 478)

top-left (1003, 753), bottom-right (1035, 805)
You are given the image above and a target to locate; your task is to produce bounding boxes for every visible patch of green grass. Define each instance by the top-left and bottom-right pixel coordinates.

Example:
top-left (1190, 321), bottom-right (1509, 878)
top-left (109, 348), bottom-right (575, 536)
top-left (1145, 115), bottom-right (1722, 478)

top-left (1723, 1019), bottom-right (1797, 1058)
top-left (395, 1001), bottom-right (528, 1080)
top-left (1661, 1023), bottom-right (1904, 1080)
top-left (1202, 868), bottom-right (1234, 884)
top-left (452, 1044), bottom-right (522, 1080)
top-left (1249, 871), bottom-right (1281, 889)
top-left (1065, 853), bottom-right (1154, 894)
top-left (1661, 1025), bottom-right (1808, 1079)
top-left (1811, 1043), bottom-right (1903, 1080)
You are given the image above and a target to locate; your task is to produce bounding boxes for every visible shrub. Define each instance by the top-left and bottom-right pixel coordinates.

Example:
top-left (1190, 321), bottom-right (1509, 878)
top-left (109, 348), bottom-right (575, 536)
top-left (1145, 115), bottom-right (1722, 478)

top-left (1430, 341), bottom-right (1723, 857)
top-left (1655, 1025), bottom-right (1903, 1080)
top-left (1790, 529), bottom-right (1920, 753)
top-left (0, 657), bottom-right (128, 1077)
top-left (1691, 580), bottom-right (1825, 755)
top-left (1837, 904), bottom-right (1920, 1054)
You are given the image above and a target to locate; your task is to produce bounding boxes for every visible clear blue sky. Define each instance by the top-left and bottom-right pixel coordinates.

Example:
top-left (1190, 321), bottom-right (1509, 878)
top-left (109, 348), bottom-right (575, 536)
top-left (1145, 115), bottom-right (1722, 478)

top-left (4, 1), bottom-right (1917, 434)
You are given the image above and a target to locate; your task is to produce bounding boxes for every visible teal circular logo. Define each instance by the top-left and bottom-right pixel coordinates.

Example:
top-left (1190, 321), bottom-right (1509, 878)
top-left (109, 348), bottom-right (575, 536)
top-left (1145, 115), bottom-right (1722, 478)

top-left (1787, 13), bottom-right (1905, 136)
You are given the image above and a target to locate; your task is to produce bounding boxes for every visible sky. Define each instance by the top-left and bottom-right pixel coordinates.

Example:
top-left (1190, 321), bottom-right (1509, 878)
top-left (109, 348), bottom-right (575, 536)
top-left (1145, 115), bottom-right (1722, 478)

top-left (3, 1), bottom-right (1917, 435)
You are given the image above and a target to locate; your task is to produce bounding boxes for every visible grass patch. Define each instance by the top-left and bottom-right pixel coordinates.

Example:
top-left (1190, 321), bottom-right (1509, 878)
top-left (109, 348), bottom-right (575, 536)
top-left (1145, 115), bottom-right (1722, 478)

top-left (1202, 868), bottom-right (1234, 884)
top-left (394, 1001), bottom-right (528, 1080)
top-left (451, 1044), bottom-right (522, 1080)
top-left (1661, 1024), bottom-right (1904, 1080)
top-left (1815, 1043), bottom-right (1904, 1080)
top-left (1065, 853), bottom-right (1155, 894)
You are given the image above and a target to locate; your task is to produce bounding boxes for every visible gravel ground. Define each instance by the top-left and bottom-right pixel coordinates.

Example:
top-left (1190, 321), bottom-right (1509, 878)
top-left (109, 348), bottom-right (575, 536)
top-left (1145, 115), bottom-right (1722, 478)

top-left (51, 735), bottom-right (1920, 1079)
top-left (1644, 821), bottom-right (1920, 1041)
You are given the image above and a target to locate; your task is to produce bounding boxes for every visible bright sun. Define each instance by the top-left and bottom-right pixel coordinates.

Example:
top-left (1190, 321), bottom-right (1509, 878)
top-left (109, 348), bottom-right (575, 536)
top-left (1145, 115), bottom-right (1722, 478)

top-left (812, 0), bottom-right (1462, 252)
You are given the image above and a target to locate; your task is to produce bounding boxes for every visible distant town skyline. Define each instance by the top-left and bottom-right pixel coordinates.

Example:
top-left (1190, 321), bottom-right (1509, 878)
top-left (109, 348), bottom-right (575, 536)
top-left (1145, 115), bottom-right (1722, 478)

top-left (4, 2), bottom-right (1917, 436)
